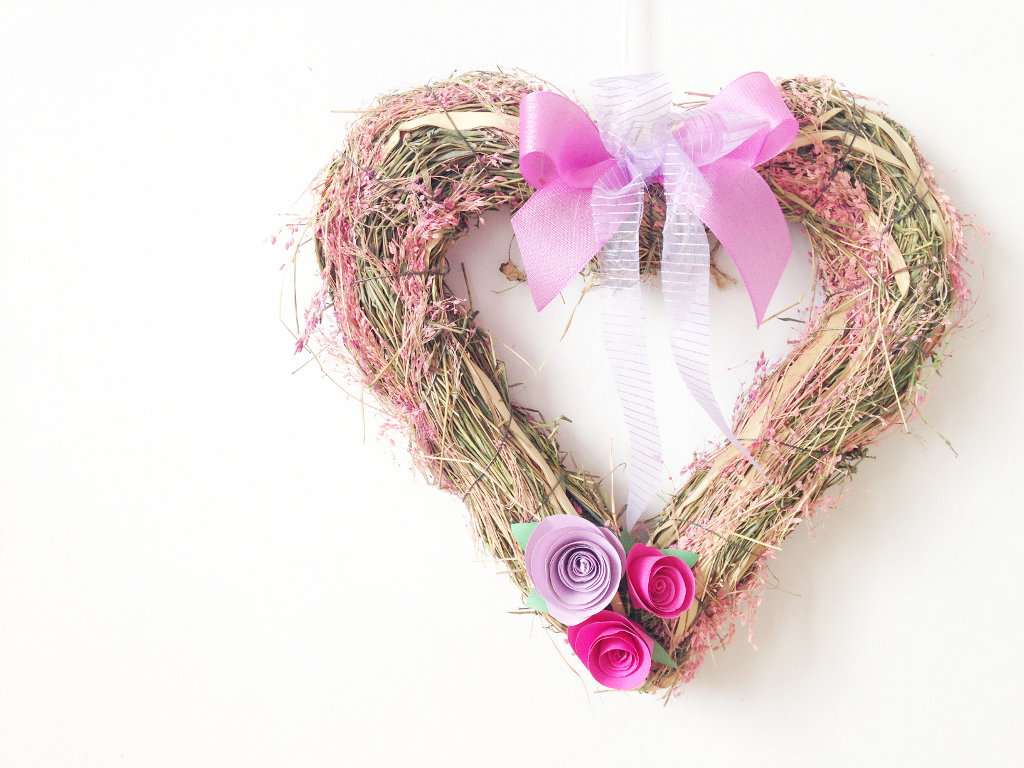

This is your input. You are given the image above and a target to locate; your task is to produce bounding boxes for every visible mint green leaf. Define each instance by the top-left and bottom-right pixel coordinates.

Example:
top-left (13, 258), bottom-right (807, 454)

top-left (619, 526), bottom-right (636, 554)
top-left (511, 522), bottom-right (540, 552)
top-left (526, 588), bottom-right (548, 613)
top-left (661, 548), bottom-right (698, 568)
top-left (652, 640), bottom-right (678, 669)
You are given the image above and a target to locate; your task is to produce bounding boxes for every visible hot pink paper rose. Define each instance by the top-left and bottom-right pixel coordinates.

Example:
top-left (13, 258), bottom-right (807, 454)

top-left (567, 610), bottom-right (653, 690)
top-left (625, 543), bottom-right (696, 619)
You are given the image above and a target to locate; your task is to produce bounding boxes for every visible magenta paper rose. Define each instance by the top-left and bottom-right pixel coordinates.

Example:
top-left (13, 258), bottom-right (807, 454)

top-left (524, 515), bottom-right (626, 625)
top-left (625, 543), bottom-right (696, 619)
top-left (567, 610), bottom-right (654, 690)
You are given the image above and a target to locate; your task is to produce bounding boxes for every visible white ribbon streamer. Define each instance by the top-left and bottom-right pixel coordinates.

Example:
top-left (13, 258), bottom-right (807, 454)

top-left (590, 74), bottom-right (764, 530)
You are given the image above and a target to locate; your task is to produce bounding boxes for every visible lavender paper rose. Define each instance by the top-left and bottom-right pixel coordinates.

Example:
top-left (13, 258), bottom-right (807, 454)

top-left (524, 515), bottom-right (626, 625)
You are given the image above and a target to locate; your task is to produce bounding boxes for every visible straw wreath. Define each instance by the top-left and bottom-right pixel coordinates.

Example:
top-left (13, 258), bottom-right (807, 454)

top-left (296, 71), bottom-right (969, 694)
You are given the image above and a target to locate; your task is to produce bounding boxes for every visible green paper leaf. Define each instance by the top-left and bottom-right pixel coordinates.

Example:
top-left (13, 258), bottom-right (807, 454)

top-left (526, 588), bottom-right (548, 613)
top-left (619, 526), bottom-right (636, 554)
top-left (511, 522), bottom-right (540, 552)
top-left (651, 640), bottom-right (678, 669)
top-left (661, 548), bottom-right (698, 568)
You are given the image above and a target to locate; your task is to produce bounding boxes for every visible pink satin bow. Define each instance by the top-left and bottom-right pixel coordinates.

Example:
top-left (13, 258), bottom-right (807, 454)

top-left (512, 71), bottom-right (797, 323)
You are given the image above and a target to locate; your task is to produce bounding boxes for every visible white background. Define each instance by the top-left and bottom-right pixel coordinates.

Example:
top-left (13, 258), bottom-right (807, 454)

top-left (2, 0), bottom-right (1022, 765)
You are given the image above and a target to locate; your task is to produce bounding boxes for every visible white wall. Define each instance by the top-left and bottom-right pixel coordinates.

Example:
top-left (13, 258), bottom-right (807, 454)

top-left (1, 1), bottom-right (1020, 765)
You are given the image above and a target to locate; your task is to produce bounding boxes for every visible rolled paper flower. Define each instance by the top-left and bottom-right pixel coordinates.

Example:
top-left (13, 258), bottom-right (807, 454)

top-left (567, 611), bottom-right (654, 690)
top-left (524, 515), bottom-right (626, 625)
top-left (625, 543), bottom-right (696, 619)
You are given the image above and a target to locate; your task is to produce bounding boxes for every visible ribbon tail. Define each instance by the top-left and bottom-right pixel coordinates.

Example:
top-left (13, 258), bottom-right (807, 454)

top-left (662, 146), bottom-right (765, 476)
top-left (511, 181), bottom-right (601, 311)
top-left (699, 158), bottom-right (792, 325)
top-left (593, 164), bottom-right (663, 531)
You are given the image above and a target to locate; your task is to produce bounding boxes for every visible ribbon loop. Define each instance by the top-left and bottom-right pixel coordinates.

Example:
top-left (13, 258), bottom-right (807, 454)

top-left (673, 109), bottom-right (767, 167)
top-left (591, 73), bottom-right (675, 162)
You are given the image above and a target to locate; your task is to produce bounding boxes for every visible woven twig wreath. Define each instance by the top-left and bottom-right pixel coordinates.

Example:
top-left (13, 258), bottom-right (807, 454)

top-left (300, 71), bottom-right (968, 693)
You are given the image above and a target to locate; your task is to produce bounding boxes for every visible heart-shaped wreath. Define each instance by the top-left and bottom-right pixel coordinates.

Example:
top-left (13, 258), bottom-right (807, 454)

top-left (296, 71), bottom-right (968, 694)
